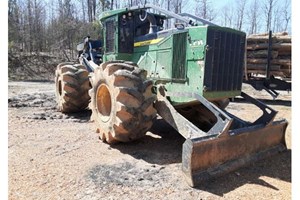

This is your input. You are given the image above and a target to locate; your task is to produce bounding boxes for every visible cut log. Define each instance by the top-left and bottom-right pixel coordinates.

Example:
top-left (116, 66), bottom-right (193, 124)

top-left (249, 32), bottom-right (288, 37)
top-left (277, 51), bottom-right (291, 56)
top-left (246, 43), bottom-right (291, 51)
top-left (247, 36), bottom-right (291, 43)
top-left (280, 65), bottom-right (292, 70)
top-left (247, 58), bottom-right (291, 66)
top-left (247, 50), bottom-right (278, 58)
top-left (246, 64), bottom-right (281, 70)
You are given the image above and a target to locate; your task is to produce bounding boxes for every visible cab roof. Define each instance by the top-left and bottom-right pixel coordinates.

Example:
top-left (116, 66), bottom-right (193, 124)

top-left (99, 8), bottom-right (127, 21)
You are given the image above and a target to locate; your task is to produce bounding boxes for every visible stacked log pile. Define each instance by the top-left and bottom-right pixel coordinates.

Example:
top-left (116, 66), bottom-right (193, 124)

top-left (246, 32), bottom-right (291, 78)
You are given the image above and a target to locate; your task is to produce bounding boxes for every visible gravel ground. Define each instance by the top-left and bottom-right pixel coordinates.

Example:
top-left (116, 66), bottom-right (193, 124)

top-left (8, 81), bottom-right (291, 200)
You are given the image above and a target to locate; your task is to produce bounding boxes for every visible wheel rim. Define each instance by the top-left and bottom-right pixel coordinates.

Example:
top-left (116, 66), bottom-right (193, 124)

top-left (96, 84), bottom-right (112, 122)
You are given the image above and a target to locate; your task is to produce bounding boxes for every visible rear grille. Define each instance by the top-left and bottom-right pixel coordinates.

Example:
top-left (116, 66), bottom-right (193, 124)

top-left (105, 20), bottom-right (115, 53)
top-left (172, 32), bottom-right (187, 79)
top-left (204, 28), bottom-right (245, 91)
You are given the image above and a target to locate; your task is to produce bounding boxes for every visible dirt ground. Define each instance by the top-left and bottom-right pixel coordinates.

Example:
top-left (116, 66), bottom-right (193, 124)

top-left (8, 81), bottom-right (291, 200)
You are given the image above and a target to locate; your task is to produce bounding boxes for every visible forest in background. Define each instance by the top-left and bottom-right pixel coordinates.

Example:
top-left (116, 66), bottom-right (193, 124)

top-left (8, 0), bottom-right (291, 61)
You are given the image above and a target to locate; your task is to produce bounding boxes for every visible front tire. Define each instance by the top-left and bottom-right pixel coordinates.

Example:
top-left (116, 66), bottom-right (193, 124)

top-left (89, 61), bottom-right (157, 143)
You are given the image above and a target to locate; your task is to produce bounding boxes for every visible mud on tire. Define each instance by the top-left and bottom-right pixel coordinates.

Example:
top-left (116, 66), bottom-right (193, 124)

top-left (55, 63), bottom-right (91, 113)
top-left (89, 61), bottom-right (157, 143)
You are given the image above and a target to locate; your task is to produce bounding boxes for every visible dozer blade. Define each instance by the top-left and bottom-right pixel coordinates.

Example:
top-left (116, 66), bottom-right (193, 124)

top-left (155, 89), bottom-right (288, 187)
top-left (182, 120), bottom-right (287, 187)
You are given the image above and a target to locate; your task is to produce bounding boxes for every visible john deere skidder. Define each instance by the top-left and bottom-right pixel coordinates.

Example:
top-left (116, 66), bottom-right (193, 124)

top-left (55, 4), bottom-right (288, 187)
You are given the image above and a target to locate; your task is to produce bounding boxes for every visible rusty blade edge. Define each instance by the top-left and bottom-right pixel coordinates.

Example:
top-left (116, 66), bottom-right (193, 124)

top-left (182, 120), bottom-right (288, 187)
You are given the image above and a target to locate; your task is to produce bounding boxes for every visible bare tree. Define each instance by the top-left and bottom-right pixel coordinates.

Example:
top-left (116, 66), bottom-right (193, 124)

top-left (115, 0), bottom-right (120, 9)
top-left (247, 0), bottom-right (260, 34)
top-left (81, 0), bottom-right (86, 22)
top-left (282, 0), bottom-right (291, 32)
top-left (111, 0), bottom-right (114, 9)
top-left (235, 0), bottom-right (247, 31)
top-left (26, 0), bottom-right (34, 52)
top-left (219, 4), bottom-right (235, 28)
top-left (8, 0), bottom-right (20, 51)
top-left (195, 0), bottom-right (215, 21)
top-left (163, 0), bottom-right (172, 28)
top-left (272, 6), bottom-right (282, 32)
top-left (100, 0), bottom-right (110, 11)
top-left (86, 0), bottom-right (96, 21)
top-left (32, 0), bottom-right (46, 52)
top-left (173, 0), bottom-right (182, 14)
top-left (263, 0), bottom-right (276, 32)
top-left (87, 0), bottom-right (91, 21)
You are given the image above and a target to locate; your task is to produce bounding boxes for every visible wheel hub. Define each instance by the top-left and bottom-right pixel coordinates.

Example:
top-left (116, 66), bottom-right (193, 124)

top-left (96, 84), bottom-right (112, 122)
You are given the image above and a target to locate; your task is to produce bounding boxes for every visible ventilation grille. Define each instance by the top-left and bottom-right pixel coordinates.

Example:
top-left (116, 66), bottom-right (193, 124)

top-left (204, 28), bottom-right (246, 91)
top-left (172, 32), bottom-right (187, 79)
top-left (105, 20), bottom-right (115, 53)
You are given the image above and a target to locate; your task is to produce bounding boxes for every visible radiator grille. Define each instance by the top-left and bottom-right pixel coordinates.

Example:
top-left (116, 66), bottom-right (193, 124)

top-left (172, 32), bottom-right (187, 79)
top-left (204, 28), bottom-right (245, 91)
top-left (105, 20), bottom-right (115, 53)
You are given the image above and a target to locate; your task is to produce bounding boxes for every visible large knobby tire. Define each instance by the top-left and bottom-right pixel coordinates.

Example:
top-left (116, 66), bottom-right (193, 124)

top-left (55, 63), bottom-right (91, 113)
top-left (89, 61), bottom-right (157, 143)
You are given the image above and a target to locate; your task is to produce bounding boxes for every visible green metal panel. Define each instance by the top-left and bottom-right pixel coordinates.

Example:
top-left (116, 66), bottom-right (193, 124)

top-left (134, 35), bottom-right (174, 79)
top-left (134, 32), bottom-right (189, 81)
top-left (186, 26), bottom-right (207, 61)
top-left (162, 27), bottom-right (208, 104)
top-left (157, 36), bottom-right (172, 49)
top-left (164, 60), bottom-right (205, 105)
top-left (156, 50), bottom-right (173, 78)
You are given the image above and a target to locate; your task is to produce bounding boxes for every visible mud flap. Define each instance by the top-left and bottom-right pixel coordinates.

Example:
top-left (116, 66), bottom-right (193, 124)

top-left (182, 120), bottom-right (287, 187)
top-left (155, 87), bottom-right (288, 187)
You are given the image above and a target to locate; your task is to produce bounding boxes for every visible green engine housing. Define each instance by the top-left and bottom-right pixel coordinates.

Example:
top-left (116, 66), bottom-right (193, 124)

top-left (100, 8), bottom-right (246, 106)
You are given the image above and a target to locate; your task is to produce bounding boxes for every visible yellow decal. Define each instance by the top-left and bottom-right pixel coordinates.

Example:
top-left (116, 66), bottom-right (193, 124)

top-left (134, 38), bottom-right (164, 47)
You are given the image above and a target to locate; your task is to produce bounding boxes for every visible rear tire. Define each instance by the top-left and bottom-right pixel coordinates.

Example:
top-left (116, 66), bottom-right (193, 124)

top-left (55, 63), bottom-right (91, 113)
top-left (89, 61), bottom-right (157, 143)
